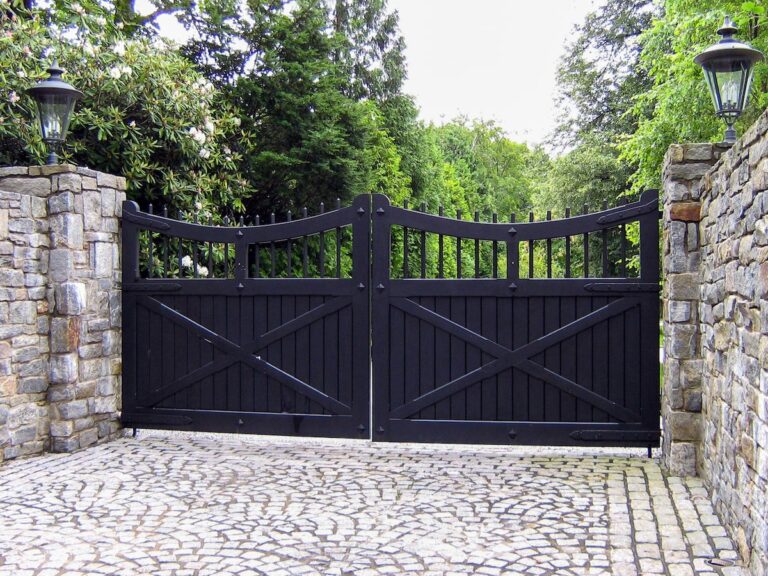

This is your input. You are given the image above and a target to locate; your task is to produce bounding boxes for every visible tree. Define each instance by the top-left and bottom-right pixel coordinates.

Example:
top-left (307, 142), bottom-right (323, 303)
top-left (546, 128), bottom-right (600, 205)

top-left (0, 2), bottom-right (251, 213)
top-left (621, 1), bottom-right (768, 192)
top-left (552, 0), bottom-right (657, 148)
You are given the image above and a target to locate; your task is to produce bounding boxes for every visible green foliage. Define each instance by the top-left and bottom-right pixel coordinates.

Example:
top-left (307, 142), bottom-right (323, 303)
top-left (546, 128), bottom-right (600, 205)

top-left (622, 0), bottom-right (768, 191)
top-left (0, 0), bottom-right (252, 213)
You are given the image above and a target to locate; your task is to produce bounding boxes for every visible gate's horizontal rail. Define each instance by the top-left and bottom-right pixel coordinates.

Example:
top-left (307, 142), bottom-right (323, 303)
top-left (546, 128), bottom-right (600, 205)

top-left (378, 190), bottom-right (658, 241)
top-left (123, 278), bottom-right (360, 296)
top-left (124, 200), bottom-right (359, 242)
top-left (386, 279), bottom-right (660, 297)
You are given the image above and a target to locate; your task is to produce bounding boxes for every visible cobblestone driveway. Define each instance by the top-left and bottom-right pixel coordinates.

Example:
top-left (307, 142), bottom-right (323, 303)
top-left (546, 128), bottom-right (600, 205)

top-left (0, 432), bottom-right (746, 576)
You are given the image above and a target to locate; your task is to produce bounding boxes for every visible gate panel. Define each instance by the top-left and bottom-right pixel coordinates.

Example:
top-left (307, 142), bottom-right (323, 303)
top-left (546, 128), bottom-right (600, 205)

top-left (122, 196), bottom-right (371, 438)
top-left (371, 192), bottom-right (660, 446)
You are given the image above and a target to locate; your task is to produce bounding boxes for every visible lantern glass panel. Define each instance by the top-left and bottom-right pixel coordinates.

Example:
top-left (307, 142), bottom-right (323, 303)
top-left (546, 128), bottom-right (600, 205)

top-left (702, 57), bottom-right (752, 122)
top-left (36, 93), bottom-right (77, 143)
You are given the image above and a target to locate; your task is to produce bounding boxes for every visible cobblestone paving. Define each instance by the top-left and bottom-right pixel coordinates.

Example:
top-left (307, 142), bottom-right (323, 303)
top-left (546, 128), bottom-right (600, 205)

top-left (0, 432), bottom-right (747, 576)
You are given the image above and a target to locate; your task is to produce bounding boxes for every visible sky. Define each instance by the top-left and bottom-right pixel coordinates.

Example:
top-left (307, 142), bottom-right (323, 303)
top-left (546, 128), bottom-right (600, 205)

top-left (146, 0), bottom-right (599, 146)
top-left (387, 0), bottom-right (598, 145)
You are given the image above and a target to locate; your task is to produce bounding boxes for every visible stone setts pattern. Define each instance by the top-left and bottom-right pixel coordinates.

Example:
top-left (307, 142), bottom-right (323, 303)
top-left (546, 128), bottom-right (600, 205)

top-left (0, 433), bottom-right (748, 576)
top-left (662, 117), bottom-right (768, 575)
top-left (0, 165), bottom-right (124, 463)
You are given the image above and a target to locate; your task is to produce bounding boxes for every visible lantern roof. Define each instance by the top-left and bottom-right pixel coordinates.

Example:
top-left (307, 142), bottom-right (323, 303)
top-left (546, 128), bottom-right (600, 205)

top-left (694, 17), bottom-right (764, 67)
top-left (26, 61), bottom-right (84, 100)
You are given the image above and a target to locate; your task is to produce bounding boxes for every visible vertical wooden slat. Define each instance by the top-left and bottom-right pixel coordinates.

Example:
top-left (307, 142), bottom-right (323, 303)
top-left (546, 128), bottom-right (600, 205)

top-left (240, 295), bottom-right (255, 412)
top-left (450, 296), bottom-right (466, 420)
top-left (282, 296), bottom-right (296, 412)
top-left (592, 296), bottom-right (609, 421)
top-left (480, 296), bottom-right (496, 421)
top-left (434, 296), bottom-right (451, 418)
top-left (192, 211), bottom-right (199, 278)
top-left (583, 204), bottom-right (589, 278)
top-left (546, 210), bottom-right (552, 279)
top-left (403, 199), bottom-right (409, 279)
top-left (308, 295), bottom-right (324, 414)
top-left (270, 212), bottom-right (276, 278)
top-left (420, 202), bottom-right (427, 278)
top-left (543, 296), bottom-right (559, 421)
top-left (253, 215), bottom-right (260, 279)
top-left (512, 297), bottom-right (528, 420)
top-left (565, 207), bottom-right (571, 278)
top-left (602, 199), bottom-right (609, 277)
top-left (497, 295), bottom-right (512, 421)
top-left (223, 216), bottom-right (230, 278)
top-left (302, 207), bottom-right (309, 278)
top-left (465, 296), bottom-right (482, 420)
top-left (286, 210), bottom-right (292, 278)
top-left (266, 295), bottom-right (281, 412)
top-left (559, 297), bottom-right (577, 421)
top-left (576, 296), bottom-right (593, 422)
top-left (528, 212), bottom-right (534, 279)
top-left (474, 211), bottom-right (480, 278)
top-left (419, 296), bottom-right (436, 419)
top-left (456, 209), bottom-right (462, 279)
top-left (507, 213), bottom-right (518, 281)
top-left (319, 202), bottom-right (325, 278)
top-left (162, 206), bottom-right (169, 278)
top-left (176, 211), bottom-right (183, 277)
top-left (492, 213), bottom-right (498, 279)
top-left (335, 198), bottom-right (342, 279)
top-left (147, 204), bottom-right (154, 278)
top-left (438, 205), bottom-right (445, 279)
top-left (207, 216), bottom-right (213, 278)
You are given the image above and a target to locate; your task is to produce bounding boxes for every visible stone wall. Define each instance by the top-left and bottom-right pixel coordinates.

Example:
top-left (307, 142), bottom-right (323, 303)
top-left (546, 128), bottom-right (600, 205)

top-left (663, 111), bottom-right (768, 575)
top-left (0, 165), bottom-right (124, 463)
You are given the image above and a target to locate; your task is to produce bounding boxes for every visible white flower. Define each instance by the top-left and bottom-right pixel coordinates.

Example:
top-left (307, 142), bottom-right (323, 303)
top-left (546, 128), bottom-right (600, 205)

top-left (194, 201), bottom-right (203, 211)
top-left (16, 70), bottom-right (26, 79)
top-left (181, 255), bottom-right (193, 268)
top-left (83, 42), bottom-right (96, 57)
top-left (113, 41), bottom-right (126, 56)
top-left (95, 16), bottom-right (107, 27)
top-left (223, 146), bottom-right (231, 155)
top-left (188, 127), bottom-right (206, 145)
top-left (232, 117), bottom-right (241, 128)
top-left (22, 46), bottom-right (31, 57)
top-left (8, 91), bottom-right (19, 104)
top-left (204, 118), bottom-right (214, 133)
top-left (197, 265), bottom-right (209, 278)
top-left (116, 21), bottom-right (124, 29)
top-left (128, 120), bottom-right (136, 128)
top-left (72, 3), bottom-right (84, 14)
top-left (198, 148), bottom-right (211, 160)
top-left (119, 64), bottom-right (132, 77)
top-left (109, 67), bottom-right (122, 79)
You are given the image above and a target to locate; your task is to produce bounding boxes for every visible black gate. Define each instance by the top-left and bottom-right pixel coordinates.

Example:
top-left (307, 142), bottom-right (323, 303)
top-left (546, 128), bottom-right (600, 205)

top-left (122, 191), bottom-right (660, 447)
top-left (121, 196), bottom-right (370, 438)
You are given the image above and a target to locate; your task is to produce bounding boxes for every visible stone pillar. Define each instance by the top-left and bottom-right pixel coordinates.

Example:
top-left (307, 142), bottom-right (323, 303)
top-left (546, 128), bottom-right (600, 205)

top-left (661, 144), bottom-right (721, 475)
top-left (0, 165), bottom-right (124, 461)
top-left (46, 166), bottom-right (124, 451)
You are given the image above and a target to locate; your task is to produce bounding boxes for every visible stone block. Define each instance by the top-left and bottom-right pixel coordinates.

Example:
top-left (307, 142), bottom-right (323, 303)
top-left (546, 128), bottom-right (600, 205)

top-left (0, 177), bottom-right (51, 197)
top-left (670, 202), bottom-right (701, 222)
top-left (667, 274), bottom-right (700, 300)
top-left (93, 242), bottom-right (113, 278)
top-left (0, 268), bottom-right (24, 287)
top-left (17, 377), bottom-right (47, 394)
top-left (79, 427), bottom-right (98, 447)
top-left (668, 324), bottom-right (698, 359)
top-left (48, 191), bottom-right (74, 214)
top-left (10, 425), bottom-right (38, 445)
top-left (0, 405), bottom-right (7, 425)
top-left (93, 396), bottom-right (116, 414)
top-left (668, 301), bottom-right (691, 323)
top-left (668, 163), bottom-right (717, 182)
top-left (48, 249), bottom-right (73, 283)
top-left (668, 411), bottom-right (701, 442)
top-left (82, 191), bottom-right (102, 231)
top-left (57, 400), bottom-right (88, 420)
top-left (50, 317), bottom-right (80, 353)
top-left (50, 213), bottom-right (83, 249)
top-left (0, 375), bottom-right (16, 397)
top-left (55, 173), bottom-right (82, 193)
top-left (684, 144), bottom-right (714, 161)
top-left (54, 282), bottom-right (86, 315)
top-left (49, 353), bottom-right (78, 384)
top-left (47, 385), bottom-right (74, 402)
top-left (9, 301), bottom-right (36, 324)
top-left (52, 436), bottom-right (79, 452)
top-left (50, 419), bottom-right (74, 437)
top-left (666, 441), bottom-right (697, 476)
top-left (0, 209), bottom-right (7, 240)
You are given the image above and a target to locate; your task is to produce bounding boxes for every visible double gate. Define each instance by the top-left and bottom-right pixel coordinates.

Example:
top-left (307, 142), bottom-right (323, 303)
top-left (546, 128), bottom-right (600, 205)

top-left (122, 192), bottom-right (660, 447)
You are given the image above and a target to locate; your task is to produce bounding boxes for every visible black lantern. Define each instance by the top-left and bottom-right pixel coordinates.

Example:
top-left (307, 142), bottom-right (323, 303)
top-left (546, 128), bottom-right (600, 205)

top-left (26, 61), bottom-right (83, 165)
top-left (694, 17), bottom-right (764, 144)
